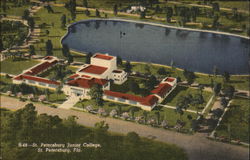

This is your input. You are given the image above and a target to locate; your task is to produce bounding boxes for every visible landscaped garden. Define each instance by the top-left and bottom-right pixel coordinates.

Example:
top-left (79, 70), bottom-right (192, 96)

top-left (1, 20), bottom-right (29, 51)
top-left (0, 58), bottom-right (39, 75)
top-left (74, 97), bottom-right (198, 132)
top-left (215, 97), bottom-right (249, 143)
top-left (161, 85), bottom-right (213, 111)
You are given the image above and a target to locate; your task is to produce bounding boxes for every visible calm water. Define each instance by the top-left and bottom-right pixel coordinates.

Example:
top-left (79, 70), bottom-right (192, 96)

top-left (62, 20), bottom-right (249, 74)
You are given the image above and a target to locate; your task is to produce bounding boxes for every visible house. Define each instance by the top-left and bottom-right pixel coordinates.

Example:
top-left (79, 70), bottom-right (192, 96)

top-left (12, 56), bottom-right (60, 90)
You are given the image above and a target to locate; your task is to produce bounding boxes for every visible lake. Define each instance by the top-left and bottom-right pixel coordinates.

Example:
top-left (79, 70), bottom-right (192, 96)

top-left (61, 19), bottom-right (249, 74)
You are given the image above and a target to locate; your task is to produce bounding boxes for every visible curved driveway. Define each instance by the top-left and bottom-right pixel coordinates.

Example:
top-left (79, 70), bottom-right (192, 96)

top-left (1, 95), bottom-right (249, 160)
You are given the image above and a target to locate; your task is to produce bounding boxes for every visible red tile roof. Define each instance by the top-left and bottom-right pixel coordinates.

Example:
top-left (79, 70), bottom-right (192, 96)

top-left (104, 90), bottom-right (158, 106)
top-left (151, 83), bottom-right (172, 97)
top-left (104, 90), bottom-right (144, 102)
top-left (14, 75), bottom-right (60, 85)
top-left (69, 74), bottom-right (79, 79)
top-left (141, 95), bottom-right (159, 106)
top-left (79, 65), bottom-right (108, 75)
top-left (165, 77), bottom-right (175, 82)
top-left (25, 60), bottom-right (58, 75)
top-left (43, 56), bottom-right (53, 60)
top-left (67, 78), bottom-right (108, 89)
top-left (94, 53), bottom-right (113, 60)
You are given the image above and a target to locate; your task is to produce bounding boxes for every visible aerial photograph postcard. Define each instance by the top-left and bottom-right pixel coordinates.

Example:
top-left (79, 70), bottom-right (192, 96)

top-left (0, 0), bottom-right (249, 160)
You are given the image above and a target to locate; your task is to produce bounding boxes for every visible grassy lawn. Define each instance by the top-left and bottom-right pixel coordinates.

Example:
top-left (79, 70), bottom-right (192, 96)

top-left (38, 64), bottom-right (78, 80)
top-left (161, 86), bottom-right (213, 111)
top-left (74, 99), bottom-right (132, 113)
top-left (48, 92), bottom-right (67, 104)
top-left (0, 58), bottom-right (39, 75)
top-left (0, 75), bottom-right (12, 84)
top-left (110, 77), bottom-right (149, 97)
top-left (215, 97), bottom-right (249, 143)
top-left (0, 3), bottom-right (31, 16)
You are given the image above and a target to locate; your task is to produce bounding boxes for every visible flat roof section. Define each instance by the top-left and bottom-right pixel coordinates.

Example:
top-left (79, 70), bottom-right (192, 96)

top-left (79, 65), bottom-right (108, 75)
top-left (94, 53), bottom-right (114, 60)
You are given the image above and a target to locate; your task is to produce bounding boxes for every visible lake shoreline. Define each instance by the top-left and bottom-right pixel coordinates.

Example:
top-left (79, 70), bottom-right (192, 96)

top-left (62, 19), bottom-right (249, 76)
top-left (70, 49), bottom-right (250, 77)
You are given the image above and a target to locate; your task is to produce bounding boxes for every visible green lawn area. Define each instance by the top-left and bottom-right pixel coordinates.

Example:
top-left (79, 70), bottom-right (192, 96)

top-left (38, 64), bottom-right (78, 80)
top-left (48, 92), bottom-right (67, 104)
top-left (0, 75), bottom-right (12, 84)
top-left (0, 58), bottom-right (39, 75)
top-left (0, 3), bottom-right (31, 16)
top-left (74, 99), bottom-right (132, 113)
top-left (161, 86), bottom-right (213, 111)
top-left (215, 97), bottom-right (249, 143)
top-left (110, 77), bottom-right (149, 97)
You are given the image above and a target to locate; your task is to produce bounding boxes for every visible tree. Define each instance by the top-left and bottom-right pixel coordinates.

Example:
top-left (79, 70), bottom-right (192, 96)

top-left (82, 0), bottom-right (88, 8)
top-left (222, 85), bottom-right (235, 99)
top-left (145, 75), bottom-right (158, 90)
top-left (85, 9), bottom-right (90, 16)
top-left (117, 56), bottom-right (122, 66)
top-left (29, 45), bottom-right (35, 57)
top-left (87, 84), bottom-right (103, 106)
top-left (61, 14), bottom-right (67, 28)
top-left (212, 3), bottom-right (220, 12)
top-left (124, 61), bottom-right (132, 73)
top-left (166, 7), bottom-right (173, 23)
top-left (45, 40), bottom-right (53, 56)
top-left (46, 5), bottom-right (54, 13)
top-left (213, 82), bottom-right (221, 96)
top-left (183, 69), bottom-right (195, 85)
top-left (129, 81), bottom-right (139, 94)
top-left (22, 9), bottom-right (30, 20)
top-left (62, 44), bottom-right (70, 57)
top-left (143, 111), bottom-right (148, 123)
top-left (155, 111), bottom-right (160, 125)
top-left (85, 52), bottom-right (92, 64)
top-left (44, 88), bottom-right (50, 100)
top-left (213, 65), bottom-right (218, 77)
top-left (94, 121), bottom-right (109, 132)
top-left (157, 67), bottom-right (167, 75)
top-left (95, 9), bottom-right (100, 17)
top-left (140, 11), bottom-right (146, 19)
top-left (124, 132), bottom-right (140, 146)
top-left (113, 4), bottom-right (118, 16)
top-left (27, 17), bottom-right (35, 31)
top-left (212, 14), bottom-right (220, 28)
top-left (223, 71), bottom-right (230, 82)
top-left (129, 107), bottom-right (137, 119)
top-left (220, 97), bottom-right (228, 108)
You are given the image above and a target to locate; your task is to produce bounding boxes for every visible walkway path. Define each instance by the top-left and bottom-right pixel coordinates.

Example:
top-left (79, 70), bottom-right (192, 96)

top-left (58, 95), bottom-right (80, 109)
top-left (158, 104), bottom-right (201, 114)
top-left (0, 95), bottom-right (248, 160)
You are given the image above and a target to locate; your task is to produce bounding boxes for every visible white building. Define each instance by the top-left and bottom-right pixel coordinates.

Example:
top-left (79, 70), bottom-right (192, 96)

top-left (62, 53), bottom-right (127, 98)
top-left (12, 56), bottom-right (60, 90)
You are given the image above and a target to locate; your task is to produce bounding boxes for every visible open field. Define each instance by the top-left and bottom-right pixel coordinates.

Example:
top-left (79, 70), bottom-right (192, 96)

top-left (0, 58), bottom-right (39, 75)
top-left (215, 97), bottom-right (250, 143)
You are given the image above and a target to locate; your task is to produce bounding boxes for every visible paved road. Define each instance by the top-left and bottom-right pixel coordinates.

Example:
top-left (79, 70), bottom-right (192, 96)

top-left (0, 96), bottom-right (249, 160)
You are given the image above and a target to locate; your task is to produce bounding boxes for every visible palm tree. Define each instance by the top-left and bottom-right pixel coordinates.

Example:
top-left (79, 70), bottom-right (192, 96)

top-left (155, 111), bottom-right (160, 125)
